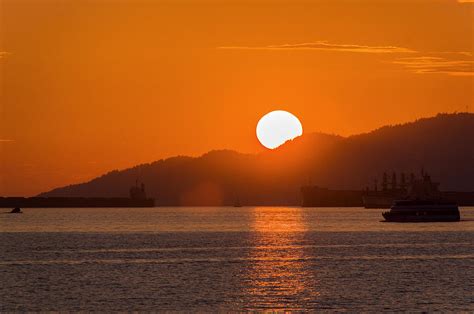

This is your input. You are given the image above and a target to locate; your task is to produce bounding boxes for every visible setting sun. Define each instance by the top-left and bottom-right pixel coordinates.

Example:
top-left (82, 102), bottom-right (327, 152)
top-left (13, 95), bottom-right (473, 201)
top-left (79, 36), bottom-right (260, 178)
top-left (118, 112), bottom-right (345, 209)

top-left (256, 110), bottom-right (303, 149)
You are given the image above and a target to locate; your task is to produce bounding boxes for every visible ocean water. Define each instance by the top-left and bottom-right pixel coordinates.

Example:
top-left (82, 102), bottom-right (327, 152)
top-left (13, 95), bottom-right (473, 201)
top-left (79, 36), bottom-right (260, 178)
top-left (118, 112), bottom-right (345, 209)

top-left (1, 207), bottom-right (473, 311)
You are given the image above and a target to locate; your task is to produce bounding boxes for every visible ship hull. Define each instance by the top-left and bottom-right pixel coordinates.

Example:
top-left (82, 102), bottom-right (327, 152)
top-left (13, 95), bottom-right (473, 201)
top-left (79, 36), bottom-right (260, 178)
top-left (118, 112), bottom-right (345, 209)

top-left (362, 195), bottom-right (394, 208)
top-left (0, 197), bottom-right (155, 208)
top-left (382, 212), bottom-right (460, 222)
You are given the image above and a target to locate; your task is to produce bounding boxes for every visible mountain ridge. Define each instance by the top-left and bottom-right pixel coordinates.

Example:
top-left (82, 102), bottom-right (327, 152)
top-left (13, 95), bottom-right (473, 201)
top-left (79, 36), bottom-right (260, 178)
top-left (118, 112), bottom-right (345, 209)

top-left (40, 113), bottom-right (474, 205)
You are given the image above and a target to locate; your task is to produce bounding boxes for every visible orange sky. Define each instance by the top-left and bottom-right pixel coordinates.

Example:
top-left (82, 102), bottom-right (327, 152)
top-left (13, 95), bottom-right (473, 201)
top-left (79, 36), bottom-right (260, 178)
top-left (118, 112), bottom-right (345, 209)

top-left (1, 0), bottom-right (473, 196)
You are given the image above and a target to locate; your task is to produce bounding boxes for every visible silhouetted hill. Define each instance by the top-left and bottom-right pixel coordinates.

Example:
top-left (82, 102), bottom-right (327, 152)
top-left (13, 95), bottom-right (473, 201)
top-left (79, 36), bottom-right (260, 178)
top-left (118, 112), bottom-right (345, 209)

top-left (40, 113), bottom-right (474, 205)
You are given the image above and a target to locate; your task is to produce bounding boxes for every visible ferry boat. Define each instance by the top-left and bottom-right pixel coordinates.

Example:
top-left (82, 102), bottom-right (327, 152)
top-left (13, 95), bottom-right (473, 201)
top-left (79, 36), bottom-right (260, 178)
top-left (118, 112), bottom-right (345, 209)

top-left (382, 200), bottom-right (460, 222)
top-left (382, 171), bottom-right (460, 222)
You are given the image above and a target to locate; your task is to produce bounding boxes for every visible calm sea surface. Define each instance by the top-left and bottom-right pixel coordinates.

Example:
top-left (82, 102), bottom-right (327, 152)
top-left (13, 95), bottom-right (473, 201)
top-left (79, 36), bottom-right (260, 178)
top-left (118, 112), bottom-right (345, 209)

top-left (1, 207), bottom-right (473, 311)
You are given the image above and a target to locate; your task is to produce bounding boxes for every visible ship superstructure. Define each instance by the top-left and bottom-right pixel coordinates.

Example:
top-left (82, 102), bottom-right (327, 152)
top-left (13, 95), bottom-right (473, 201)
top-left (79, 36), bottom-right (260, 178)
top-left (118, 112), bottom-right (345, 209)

top-left (363, 172), bottom-right (412, 208)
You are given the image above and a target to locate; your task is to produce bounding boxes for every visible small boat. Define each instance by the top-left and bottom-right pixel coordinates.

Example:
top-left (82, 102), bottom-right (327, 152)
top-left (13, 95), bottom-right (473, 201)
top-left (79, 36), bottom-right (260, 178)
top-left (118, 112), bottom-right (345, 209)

top-left (10, 207), bottom-right (23, 214)
top-left (382, 171), bottom-right (460, 222)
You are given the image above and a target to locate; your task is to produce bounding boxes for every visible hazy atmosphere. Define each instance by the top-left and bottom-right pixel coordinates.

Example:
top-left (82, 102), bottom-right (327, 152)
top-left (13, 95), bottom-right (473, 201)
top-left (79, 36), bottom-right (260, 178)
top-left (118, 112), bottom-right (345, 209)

top-left (1, 0), bottom-right (473, 196)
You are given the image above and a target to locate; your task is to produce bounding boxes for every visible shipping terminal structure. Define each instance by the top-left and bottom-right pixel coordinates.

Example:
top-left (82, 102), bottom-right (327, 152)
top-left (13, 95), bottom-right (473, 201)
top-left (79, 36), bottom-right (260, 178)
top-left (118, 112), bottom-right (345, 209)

top-left (302, 171), bottom-right (474, 208)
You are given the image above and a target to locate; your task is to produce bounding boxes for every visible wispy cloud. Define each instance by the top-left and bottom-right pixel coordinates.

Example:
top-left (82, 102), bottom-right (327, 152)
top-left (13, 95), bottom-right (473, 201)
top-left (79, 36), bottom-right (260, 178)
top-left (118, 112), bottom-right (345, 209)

top-left (0, 139), bottom-right (15, 143)
top-left (0, 51), bottom-right (10, 59)
top-left (458, 0), bottom-right (474, 3)
top-left (393, 56), bottom-right (474, 76)
top-left (218, 41), bottom-right (416, 54)
top-left (219, 40), bottom-right (473, 76)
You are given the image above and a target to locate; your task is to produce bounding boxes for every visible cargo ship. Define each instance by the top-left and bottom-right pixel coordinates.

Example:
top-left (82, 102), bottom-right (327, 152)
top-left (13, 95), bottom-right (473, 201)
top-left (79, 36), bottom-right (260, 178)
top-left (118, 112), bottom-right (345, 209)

top-left (301, 186), bottom-right (363, 207)
top-left (0, 182), bottom-right (155, 208)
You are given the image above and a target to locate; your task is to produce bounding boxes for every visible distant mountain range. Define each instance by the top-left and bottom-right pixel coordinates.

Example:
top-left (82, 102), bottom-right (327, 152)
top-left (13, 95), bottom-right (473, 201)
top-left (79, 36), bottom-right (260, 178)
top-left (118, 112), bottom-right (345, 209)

top-left (40, 113), bottom-right (474, 205)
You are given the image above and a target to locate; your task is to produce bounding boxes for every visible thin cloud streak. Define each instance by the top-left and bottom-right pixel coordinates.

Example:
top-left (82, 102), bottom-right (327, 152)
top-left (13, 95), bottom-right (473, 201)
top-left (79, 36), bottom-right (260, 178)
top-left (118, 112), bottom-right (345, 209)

top-left (0, 52), bottom-right (10, 59)
top-left (427, 51), bottom-right (472, 57)
top-left (218, 41), bottom-right (416, 54)
top-left (0, 139), bottom-right (15, 142)
top-left (393, 56), bottom-right (474, 76)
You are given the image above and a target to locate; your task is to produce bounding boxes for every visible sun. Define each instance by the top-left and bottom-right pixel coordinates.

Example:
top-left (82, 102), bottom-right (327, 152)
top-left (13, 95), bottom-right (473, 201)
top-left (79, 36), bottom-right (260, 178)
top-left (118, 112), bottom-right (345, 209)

top-left (256, 110), bottom-right (303, 149)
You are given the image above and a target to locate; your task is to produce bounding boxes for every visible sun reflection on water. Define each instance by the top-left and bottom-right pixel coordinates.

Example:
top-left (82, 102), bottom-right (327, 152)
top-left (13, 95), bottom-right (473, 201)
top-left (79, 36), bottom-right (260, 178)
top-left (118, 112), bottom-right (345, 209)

top-left (240, 207), bottom-right (320, 311)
